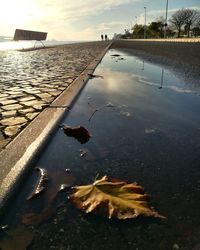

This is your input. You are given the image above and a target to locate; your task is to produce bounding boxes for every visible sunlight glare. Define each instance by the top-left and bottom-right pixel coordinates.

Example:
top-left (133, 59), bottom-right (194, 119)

top-left (1, 0), bottom-right (36, 26)
top-left (0, 41), bottom-right (34, 51)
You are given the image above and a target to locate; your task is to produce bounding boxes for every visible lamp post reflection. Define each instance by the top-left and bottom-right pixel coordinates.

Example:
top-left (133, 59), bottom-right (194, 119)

top-left (158, 69), bottom-right (164, 89)
top-left (141, 61), bottom-right (145, 71)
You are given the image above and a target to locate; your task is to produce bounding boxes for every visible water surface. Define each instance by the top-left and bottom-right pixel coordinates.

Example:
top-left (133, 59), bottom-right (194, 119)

top-left (1, 48), bottom-right (200, 250)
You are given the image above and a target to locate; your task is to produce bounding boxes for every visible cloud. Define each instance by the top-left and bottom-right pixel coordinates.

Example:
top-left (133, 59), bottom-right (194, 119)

top-left (60, 0), bottom-right (136, 20)
top-left (31, 0), bottom-right (138, 22)
top-left (1, 0), bottom-right (198, 40)
top-left (0, 0), bottom-right (139, 38)
top-left (96, 21), bottom-right (127, 31)
top-left (48, 21), bottom-right (127, 41)
top-left (28, 0), bottom-right (138, 39)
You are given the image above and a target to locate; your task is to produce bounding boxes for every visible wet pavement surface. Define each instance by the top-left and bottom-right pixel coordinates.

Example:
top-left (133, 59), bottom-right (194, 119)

top-left (0, 42), bottom-right (109, 150)
top-left (1, 48), bottom-right (200, 250)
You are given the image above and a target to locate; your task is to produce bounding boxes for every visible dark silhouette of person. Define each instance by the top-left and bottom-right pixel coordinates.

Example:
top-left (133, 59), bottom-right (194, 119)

top-left (101, 34), bottom-right (104, 41)
top-left (105, 34), bottom-right (108, 41)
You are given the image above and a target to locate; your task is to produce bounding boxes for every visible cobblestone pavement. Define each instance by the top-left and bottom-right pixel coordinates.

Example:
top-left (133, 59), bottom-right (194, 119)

top-left (0, 41), bottom-right (110, 151)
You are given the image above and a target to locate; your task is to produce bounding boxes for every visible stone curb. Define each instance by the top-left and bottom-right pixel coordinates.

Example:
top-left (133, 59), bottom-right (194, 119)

top-left (0, 42), bottom-right (112, 216)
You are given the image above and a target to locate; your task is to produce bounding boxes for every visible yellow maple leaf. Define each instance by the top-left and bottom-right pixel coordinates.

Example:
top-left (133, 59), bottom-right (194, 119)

top-left (70, 176), bottom-right (165, 219)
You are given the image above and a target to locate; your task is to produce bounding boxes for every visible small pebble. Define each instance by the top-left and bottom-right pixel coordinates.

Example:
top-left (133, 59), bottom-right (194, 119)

top-left (59, 228), bottom-right (65, 233)
top-left (106, 102), bottom-right (114, 107)
top-left (173, 243), bottom-right (180, 249)
top-left (80, 149), bottom-right (87, 157)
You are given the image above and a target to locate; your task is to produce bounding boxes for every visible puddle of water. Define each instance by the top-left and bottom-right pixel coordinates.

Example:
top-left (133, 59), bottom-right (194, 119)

top-left (1, 49), bottom-right (200, 250)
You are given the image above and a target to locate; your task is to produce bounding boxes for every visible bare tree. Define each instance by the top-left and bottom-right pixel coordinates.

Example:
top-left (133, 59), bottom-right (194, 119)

top-left (169, 9), bottom-right (189, 37)
top-left (184, 9), bottom-right (200, 37)
top-left (170, 8), bottom-right (200, 37)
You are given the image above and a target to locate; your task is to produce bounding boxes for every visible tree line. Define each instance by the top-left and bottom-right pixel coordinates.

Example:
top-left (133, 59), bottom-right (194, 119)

top-left (114, 8), bottom-right (200, 39)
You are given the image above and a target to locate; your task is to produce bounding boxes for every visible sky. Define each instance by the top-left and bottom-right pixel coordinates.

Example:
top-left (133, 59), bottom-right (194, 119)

top-left (0, 0), bottom-right (200, 41)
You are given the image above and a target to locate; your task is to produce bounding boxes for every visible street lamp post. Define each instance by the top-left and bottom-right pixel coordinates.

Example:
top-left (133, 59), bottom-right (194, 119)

top-left (164, 0), bottom-right (169, 38)
top-left (144, 7), bottom-right (147, 39)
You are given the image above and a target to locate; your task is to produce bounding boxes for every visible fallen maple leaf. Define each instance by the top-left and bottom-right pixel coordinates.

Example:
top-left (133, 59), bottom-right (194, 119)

top-left (70, 176), bottom-right (165, 220)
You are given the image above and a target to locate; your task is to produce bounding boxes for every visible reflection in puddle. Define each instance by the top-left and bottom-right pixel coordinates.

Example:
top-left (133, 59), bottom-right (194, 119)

top-left (1, 48), bottom-right (200, 250)
top-left (145, 128), bottom-right (157, 134)
top-left (87, 100), bottom-right (115, 122)
top-left (139, 76), bottom-right (194, 93)
top-left (158, 69), bottom-right (164, 89)
top-left (141, 60), bottom-right (144, 71)
top-left (91, 65), bottom-right (194, 95)
top-left (119, 110), bottom-right (131, 117)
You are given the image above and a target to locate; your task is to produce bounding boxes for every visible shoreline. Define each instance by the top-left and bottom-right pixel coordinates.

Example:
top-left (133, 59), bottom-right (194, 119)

top-left (0, 40), bottom-right (100, 52)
